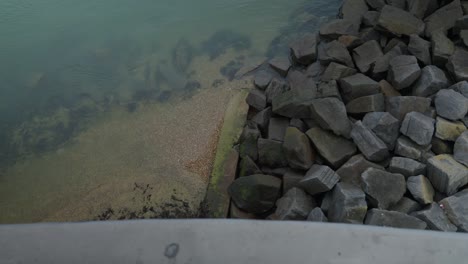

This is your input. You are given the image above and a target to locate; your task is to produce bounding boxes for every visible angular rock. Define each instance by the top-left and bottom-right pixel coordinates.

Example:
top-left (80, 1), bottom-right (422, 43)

top-left (424, 0), bottom-right (463, 37)
top-left (362, 112), bottom-right (400, 150)
top-left (388, 157), bottom-right (427, 178)
top-left (254, 71), bottom-right (272, 90)
top-left (449, 81), bottom-right (468, 98)
top-left (268, 57), bottom-right (291, 77)
top-left (320, 191), bottom-right (333, 214)
top-left (339, 73), bottom-right (380, 102)
top-left (239, 123), bottom-right (260, 160)
top-left (440, 190), bottom-right (468, 231)
top-left (305, 61), bottom-right (326, 81)
top-left (454, 130), bottom-right (468, 166)
top-left (228, 174), bottom-right (282, 214)
top-left (275, 187), bottom-right (316, 220)
top-left (264, 78), bottom-right (289, 104)
top-left (390, 197), bottom-right (422, 214)
top-left (318, 40), bottom-right (354, 68)
top-left (321, 62), bottom-right (357, 82)
top-left (359, 27), bottom-right (381, 44)
top-left (431, 137), bottom-right (454, 155)
top-left (283, 127), bottom-right (315, 170)
top-left (230, 202), bottom-right (257, 219)
top-left (365, 209), bottom-right (427, 229)
top-left (238, 156), bottom-right (262, 177)
top-left (386, 96), bottom-right (432, 121)
top-left (412, 65), bottom-right (450, 97)
top-left (435, 117), bottom-right (467, 141)
top-left (408, 34), bottom-right (431, 66)
top-left (346, 93), bottom-right (385, 114)
top-left (329, 182), bottom-right (368, 224)
top-left (306, 127), bottom-right (357, 169)
top-left (407, 175), bottom-right (435, 205)
top-left (384, 38), bottom-right (408, 54)
top-left (412, 203), bottom-right (457, 232)
top-left (289, 118), bottom-right (307, 133)
top-left (299, 165), bottom-right (340, 195)
top-left (337, 154), bottom-right (384, 186)
top-left (387, 55), bottom-right (421, 90)
top-left (351, 121), bottom-right (390, 162)
top-left (361, 168), bottom-right (406, 209)
top-left (339, 0), bottom-right (369, 24)
top-left (268, 117), bottom-right (289, 141)
top-left (386, 0), bottom-right (406, 9)
top-left (431, 30), bottom-right (455, 67)
top-left (352, 40), bottom-right (384, 73)
top-left (362, 11), bottom-right (380, 27)
top-left (377, 5), bottom-right (425, 36)
top-left (427, 154), bottom-right (468, 195)
top-left (307, 207), bottom-right (328, 222)
top-left (366, 0), bottom-right (385, 11)
top-left (447, 48), bottom-right (468, 82)
top-left (251, 107), bottom-right (271, 134)
top-left (290, 34), bottom-right (318, 65)
top-left (435, 89), bottom-right (468, 121)
top-left (319, 19), bottom-right (359, 39)
top-left (310, 98), bottom-right (352, 138)
top-left (400, 112), bottom-right (435, 146)
top-left (316, 81), bottom-right (342, 99)
top-left (407, 0), bottom-right (431, 19)
top-left (246, 89), bottom-right (266, 111)
top-left (379, 80), bottom-right (401, 97)
top-left (395, 136), bottom-right (432, 160)
top-left (257, 138), bottom-right (288, 168)
top-left (371, 46), bottom-right (403, 78)
top-left (338, 35), bottom-right (363, 50)
top-left (272, 91), bottom-right (314, 119)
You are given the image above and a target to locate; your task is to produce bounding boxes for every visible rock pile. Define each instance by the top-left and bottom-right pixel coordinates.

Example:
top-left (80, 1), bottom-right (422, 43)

top-left (228, 0), bottom-right (468, 232)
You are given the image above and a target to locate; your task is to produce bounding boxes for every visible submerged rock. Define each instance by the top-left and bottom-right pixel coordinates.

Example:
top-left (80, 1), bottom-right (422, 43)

top-left (201, 29), bottom-right (251, 60)
top-left (172, 38), bottom-right (193, 73)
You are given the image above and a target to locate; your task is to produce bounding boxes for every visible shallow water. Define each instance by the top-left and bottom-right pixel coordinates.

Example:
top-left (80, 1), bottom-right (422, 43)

top-left (0, 0), bottom-right (341, 223)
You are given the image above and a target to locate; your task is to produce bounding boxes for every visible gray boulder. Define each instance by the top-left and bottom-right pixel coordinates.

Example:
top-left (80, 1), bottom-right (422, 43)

top-left (246, 89), bottom-right (266, 111)
top-left (316, 81), bottom-right (342, 100)
top-left (268, 57), bottom-right (291, 77)
top-left (289, 118), bottom-right (307, 133)
top-left (268, 117), bottom-right (289, 141)
top-left (362, 11), bottom-right (380, 27)
top-left (339, 73), bottom-right (380, 102)
top-left (339, 0), bottom-right (369, 24)
top-left (352, 40), bottom-right (384, 73)
top-left (387, 55), bottom-right (421, 90)
top-left (371, 46), bottom-right (403, 78)
top-left (238, 156), bottom-right (262, 178)
top-left (272, 90), bottom-right (314, 119)
top-left (321, 62), bottom-right (357, 81)
top-left (431, 30), bottom-right (454, 67)
top-left (365, 209), bottom-right (427, 230)
top-left (440, 190), bottom-right (468, 231)
top-left (290, 34), bottom-right (318, 65)
top-left (319, 19), bottom-right (359, 39)
top-left (282, 170), bottom-right (304, 194)
top-left (362, 112), bottom-right (400, 150)
top-left (386, 96), bottom-right (432, 121)
top-left (275, 188), bottom-right (316, 220)
top-left (337, 154), bottom-right (384, 187)
top-left (239, 124), bottom-right (260, 160)
top-left (307, 207), bottom-right (328, 222)
top-left (257, 138), bottom-right (288, 168)
top-left (435, 117), bottom-right (467, 142)
top-left (299, 165), bottom-right (340, 195)
top-left (412, 203), bottom-right (457, 232)
top-left (390, 197), bottom-right (422, 214)
top-left (366, 0), bottom-right (385, 11)
top-left (377, 5), bottom-right (425, 36)
top-left (351, 121), bottom-right (390, 162)
top-left (454, 130), bottom-right (468, 166)
top-left (424, 0), bottom-right (463, 37)
top-left (310, 98), bottom-right (352, 138)
top-left (264, 78), bottom-right (289, 104)
top-left (251, 107), bottom-right (271, 134)
top-left (386, 0), bottom-right (406, 9)
top-left (461, 30), bottom-right (468, 46)
top-left (400, 111), bottom-right (435, 146)
top-left (408, 34), bottom-right (432, 65)
top-left (449, 81), bottom-right (468, 98)
top-left (384, 38), bottom-right (408, 53)
top-left (283, 127), bottom-right (315, 170)
top-left (346, 93), bottom-right (385, 114)
top-left (306, 127), bottom-right (357, 169)
top-left (228, 174), bottom-right (282, 214)
top-left (435, 89), bottom-right (468, 121)
top-left (407, 175), bottom-right (435, 205)
top-left (318, 40), bottom-right (354, 68)
top-left (407, 0), bottom-right (432, 19)
top-left (379, 80), bottom-right (401, 97)
top-left (431, 137), bottom-right (454, 155)
top-left (388, 157), bottom-right (427, 178)
top-left (427, 154), bottom-right (468, 195)
top-left (338, 35), bottom-right (363, 49)
top-left (329, 182), bottom-right (368, 224)
top-left (394, 136), bottom-right (432, 160)
top-left (361, 168), bottom-right (406, 209)
top-left (254, 71), bottom-right (272, 90)
top-left (412, 65), bottom-right (450, 97)
top-left (447, 48), bottom-right (468, 82)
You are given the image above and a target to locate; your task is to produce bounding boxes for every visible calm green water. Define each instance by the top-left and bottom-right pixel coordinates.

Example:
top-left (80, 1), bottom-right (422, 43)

top-left (0, 0), bottom-right (340, 222)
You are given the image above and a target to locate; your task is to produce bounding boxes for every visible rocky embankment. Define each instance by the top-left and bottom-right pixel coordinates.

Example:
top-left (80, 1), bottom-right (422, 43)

top-left (227, 0), bottom-right (468, 232)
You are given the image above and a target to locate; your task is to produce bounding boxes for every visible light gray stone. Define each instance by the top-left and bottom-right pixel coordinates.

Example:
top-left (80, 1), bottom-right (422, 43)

top-left (283, 127), bottom-right (315, 170)
top-left (361, 168), bottom-right (406, 209)
top-left (408, 34), bottom-right (432, 65)
top-left (435, 117), bottom-right (467, 142)
top-left (352, 40), bottom-right (384, 73)
top-left (339, 73), bottom-right (380, 103)
top-left (318, 41), bottom-right (354, 68)
top-left (346, 93), bottom-right (385, 114)
top-left (386, 96), bottom-right (432, 121)
top-left (388, 55), bottom-right (421, 90)
top-left (365, 209), bottom-right (427, 229)
top-left (412, 203), bottom-right (457, 232)
top-left (394, 136), bottom-right (432, 160)
top-left (431, 30), bottom-right (454, 67)
top-left (388, 157), bottom-right (427, 178)
top-left (275, 188), bottom-right (316, 220)
top-left (435, 89), bottom-right (468, 121)
top-left (400, 111), bottom-right (435, 146)
top-left (427, 154), bottom-right (468, 195)
top-left (362, 112), bottom-right (400, 150)
top-left (321, 62), bottom-right (357, 82)
top-left (424, 0), bottom-right (463, 37)
top-left (329, 182), bottom-right (368, 224)
top-left (300, 165), bottom-right (340, 195)
top-left (412, 65), bottom-right (450, 97)
top-left (390, 197), bottom-right (422, 214)
top-left (377, 5), bottom-right (425, 36)
top-left (454, 130), bottom-right (468, 166)
top-left (407, 175), bottom-right (435, 205)
top-left (307, 207), bottom-right (328, 222)
top-left (449, 81), bottom-right (468, 98)
top-left (310, 98), bottom-right (352, 138)
top-left (440, 190), bottom-right (468, 231)
top-left (351, 121), bottom-right (390, 162)
top-left (447, 48), bottom-right (468, 82)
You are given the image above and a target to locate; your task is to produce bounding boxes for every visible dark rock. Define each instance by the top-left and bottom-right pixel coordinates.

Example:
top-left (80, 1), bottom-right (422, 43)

top-left (321, 62), bottom-right (357, 82)
top-left (408, 34), bottom-right (432, 65)
top-left (283, 170), bottom-right (304, 194)
top-left (269, 57), bottom-right (291, 77)
top-left (336, 154), bottom-right (384, 186)
top-left (338, 35), bottom-right (363, 49)
top-left (362, 11), bottom-right (380, 27)
top-left (379, 80), bottom-right (401, 97)
top-left (390, 197), bottom-right (422, 214)
top-left (435, 117), bottom-right (467, 141)
top-left (463, 2), bottom-right (468, 14)
top-left (290, 34), bottom-right (318, 65)
top-left (299, 165), bottom-right (340, 195)
top-left (275, 187), bottom-right (316, 220)
top-left (230, 202), bottom-right (257, 219)
top-left (388, 157), bottom-right (427, 178)
top-left (307, 207), bottom-right (328, 222)
top-left (361, 168), bottom-right (406, 209)
top-left (377, 5), bottom-right (425, 36)
top-left (386, 0), bottom-right (406, 9)
top-left (319, 19), bottom-right (359, 39)
top-left (371, 46), bottom-right (403, 78)
top-left (339, 73), bottom-right (380, 102)
top-left (447, 48), bottom-right (468, 82)
top-left (435, 89), bottom-right (468, 121)
top-left (427, 154), bottom-right (468, 195)
top-left (329, 182), bottom-right (368, 224)
top-left (352, 40), bottom-right (384, 73)
top-left (456, 15), bottom-right (468, 33)
top-left (239, 124), bottom-right (260, 160)
top-left (251, 107), bottom-right (271, 134)
top-left (359, 27), bottom-right (381, 43)
top-left (305, 61), bottom-right (326, 81)
top-left (366, 0), bottom-right (385, 11)
top-left (351, 121), bottom-right (390, 162)
top-left (320, 191), bottom-right (333, 214)
top-left (238, 156), bottom-right (262, 177)
top-left (407, 175), bottom-right (435, 205)
top-left (289, 118), bottom-right (307, 133)
top-left (384, 38), bottom-right (408, 54)
top-left (254, 71), bottom-right (272, 90)
top-left (272, 91), bottom-right (314, 119)
top-left (454, 130), bottom-right (468, 166)
top-left (387, 55), bottom-right (421, 90)
top-left (316, 81), bottom-right (342, 99)
top-left (246, 89), bottom-right (266, 111)
top-left (310, 98), bottom-right (352, 138)
top-left (346, 93), bottom-right (385, 114)
top-left (431, 137), bottom-right (454, 154)
top-left (440, 190), bottom-right (468, 231)
top-left (268, 117), bottom-right (289, 141)
top-left (386, 96), bottom-right (432, 121)
top-left (362, 112), bottom-right (400, 150)
top-left (317, 40), bottom-right (354, 68)
top-left (431, 30), bottom-right (454, 67)
top-left (424, 0), bottom-right (463, 37)
top-left (412, 65), bottom-right (450, 97)
top-left (394, 136), bottom-right (432, 160)
top-left (412, 203), bottom-right (457, 232)
top-left (257, 138), bottom-right (288, 168)
top-left (365, 209), bottom-right (427, 229)
top-left (449, 81), bottom-right (468, 98)
top-left (283, 127), bottom-right (315, 170)
top-left (265, 78), bottom-right (290, 104)
top-left (407, 0), bottom-right (431, 19)
top-left (339, 0), bottom-right (369, 24)
top-left (400, 111), bottom-right (435, 146)
top-left (306, 127), bottom-right (357, 169)
top-left (228, 174), bottom-right (281, 214)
